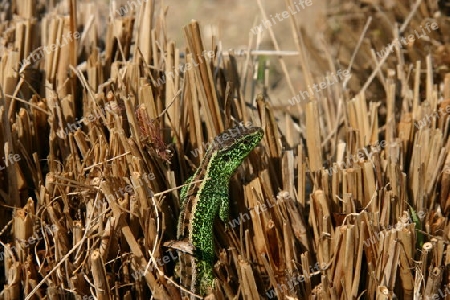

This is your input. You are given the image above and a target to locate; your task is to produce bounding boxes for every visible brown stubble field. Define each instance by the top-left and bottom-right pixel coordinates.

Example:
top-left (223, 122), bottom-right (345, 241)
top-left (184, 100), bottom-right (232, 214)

top-left (0, 0), bottom-right (450, 299)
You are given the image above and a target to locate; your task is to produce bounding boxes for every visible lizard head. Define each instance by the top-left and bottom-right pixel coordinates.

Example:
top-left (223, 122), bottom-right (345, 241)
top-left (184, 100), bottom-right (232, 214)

top-left (210, 125), bottom-right (264, 177)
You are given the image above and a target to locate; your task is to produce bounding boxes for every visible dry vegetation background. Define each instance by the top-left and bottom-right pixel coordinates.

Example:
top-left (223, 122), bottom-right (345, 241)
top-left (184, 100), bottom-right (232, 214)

top-left (0, 0), bottom-right (449, 299)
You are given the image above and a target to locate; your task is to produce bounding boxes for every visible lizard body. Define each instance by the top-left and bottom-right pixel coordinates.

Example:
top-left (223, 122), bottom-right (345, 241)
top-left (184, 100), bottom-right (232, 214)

top-left (176, 125), bottom-right (263, 298)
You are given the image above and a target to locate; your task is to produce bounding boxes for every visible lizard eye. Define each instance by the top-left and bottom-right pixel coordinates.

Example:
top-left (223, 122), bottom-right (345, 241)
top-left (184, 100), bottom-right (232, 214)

top-left (221, 153), bottom-right (232, 162)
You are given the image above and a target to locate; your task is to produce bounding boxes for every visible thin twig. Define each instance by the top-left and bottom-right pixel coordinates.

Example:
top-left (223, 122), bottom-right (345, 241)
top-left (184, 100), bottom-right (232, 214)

top-left (4, 94), bottom-right (51, 115)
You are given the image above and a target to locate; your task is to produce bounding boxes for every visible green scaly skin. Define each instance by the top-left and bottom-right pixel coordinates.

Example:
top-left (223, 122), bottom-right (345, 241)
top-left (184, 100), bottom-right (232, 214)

top-left (177, 126), bottom-right (264, 296)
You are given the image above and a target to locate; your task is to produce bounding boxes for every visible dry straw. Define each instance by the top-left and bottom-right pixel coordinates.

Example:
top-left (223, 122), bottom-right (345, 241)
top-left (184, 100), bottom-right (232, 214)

top-left (0, 0), bottom-right (449, 299)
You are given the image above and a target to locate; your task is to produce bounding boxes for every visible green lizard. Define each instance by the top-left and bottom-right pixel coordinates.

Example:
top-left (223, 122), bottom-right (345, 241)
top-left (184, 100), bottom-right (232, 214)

top-left (176, 125), bottom-right (264, 298)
